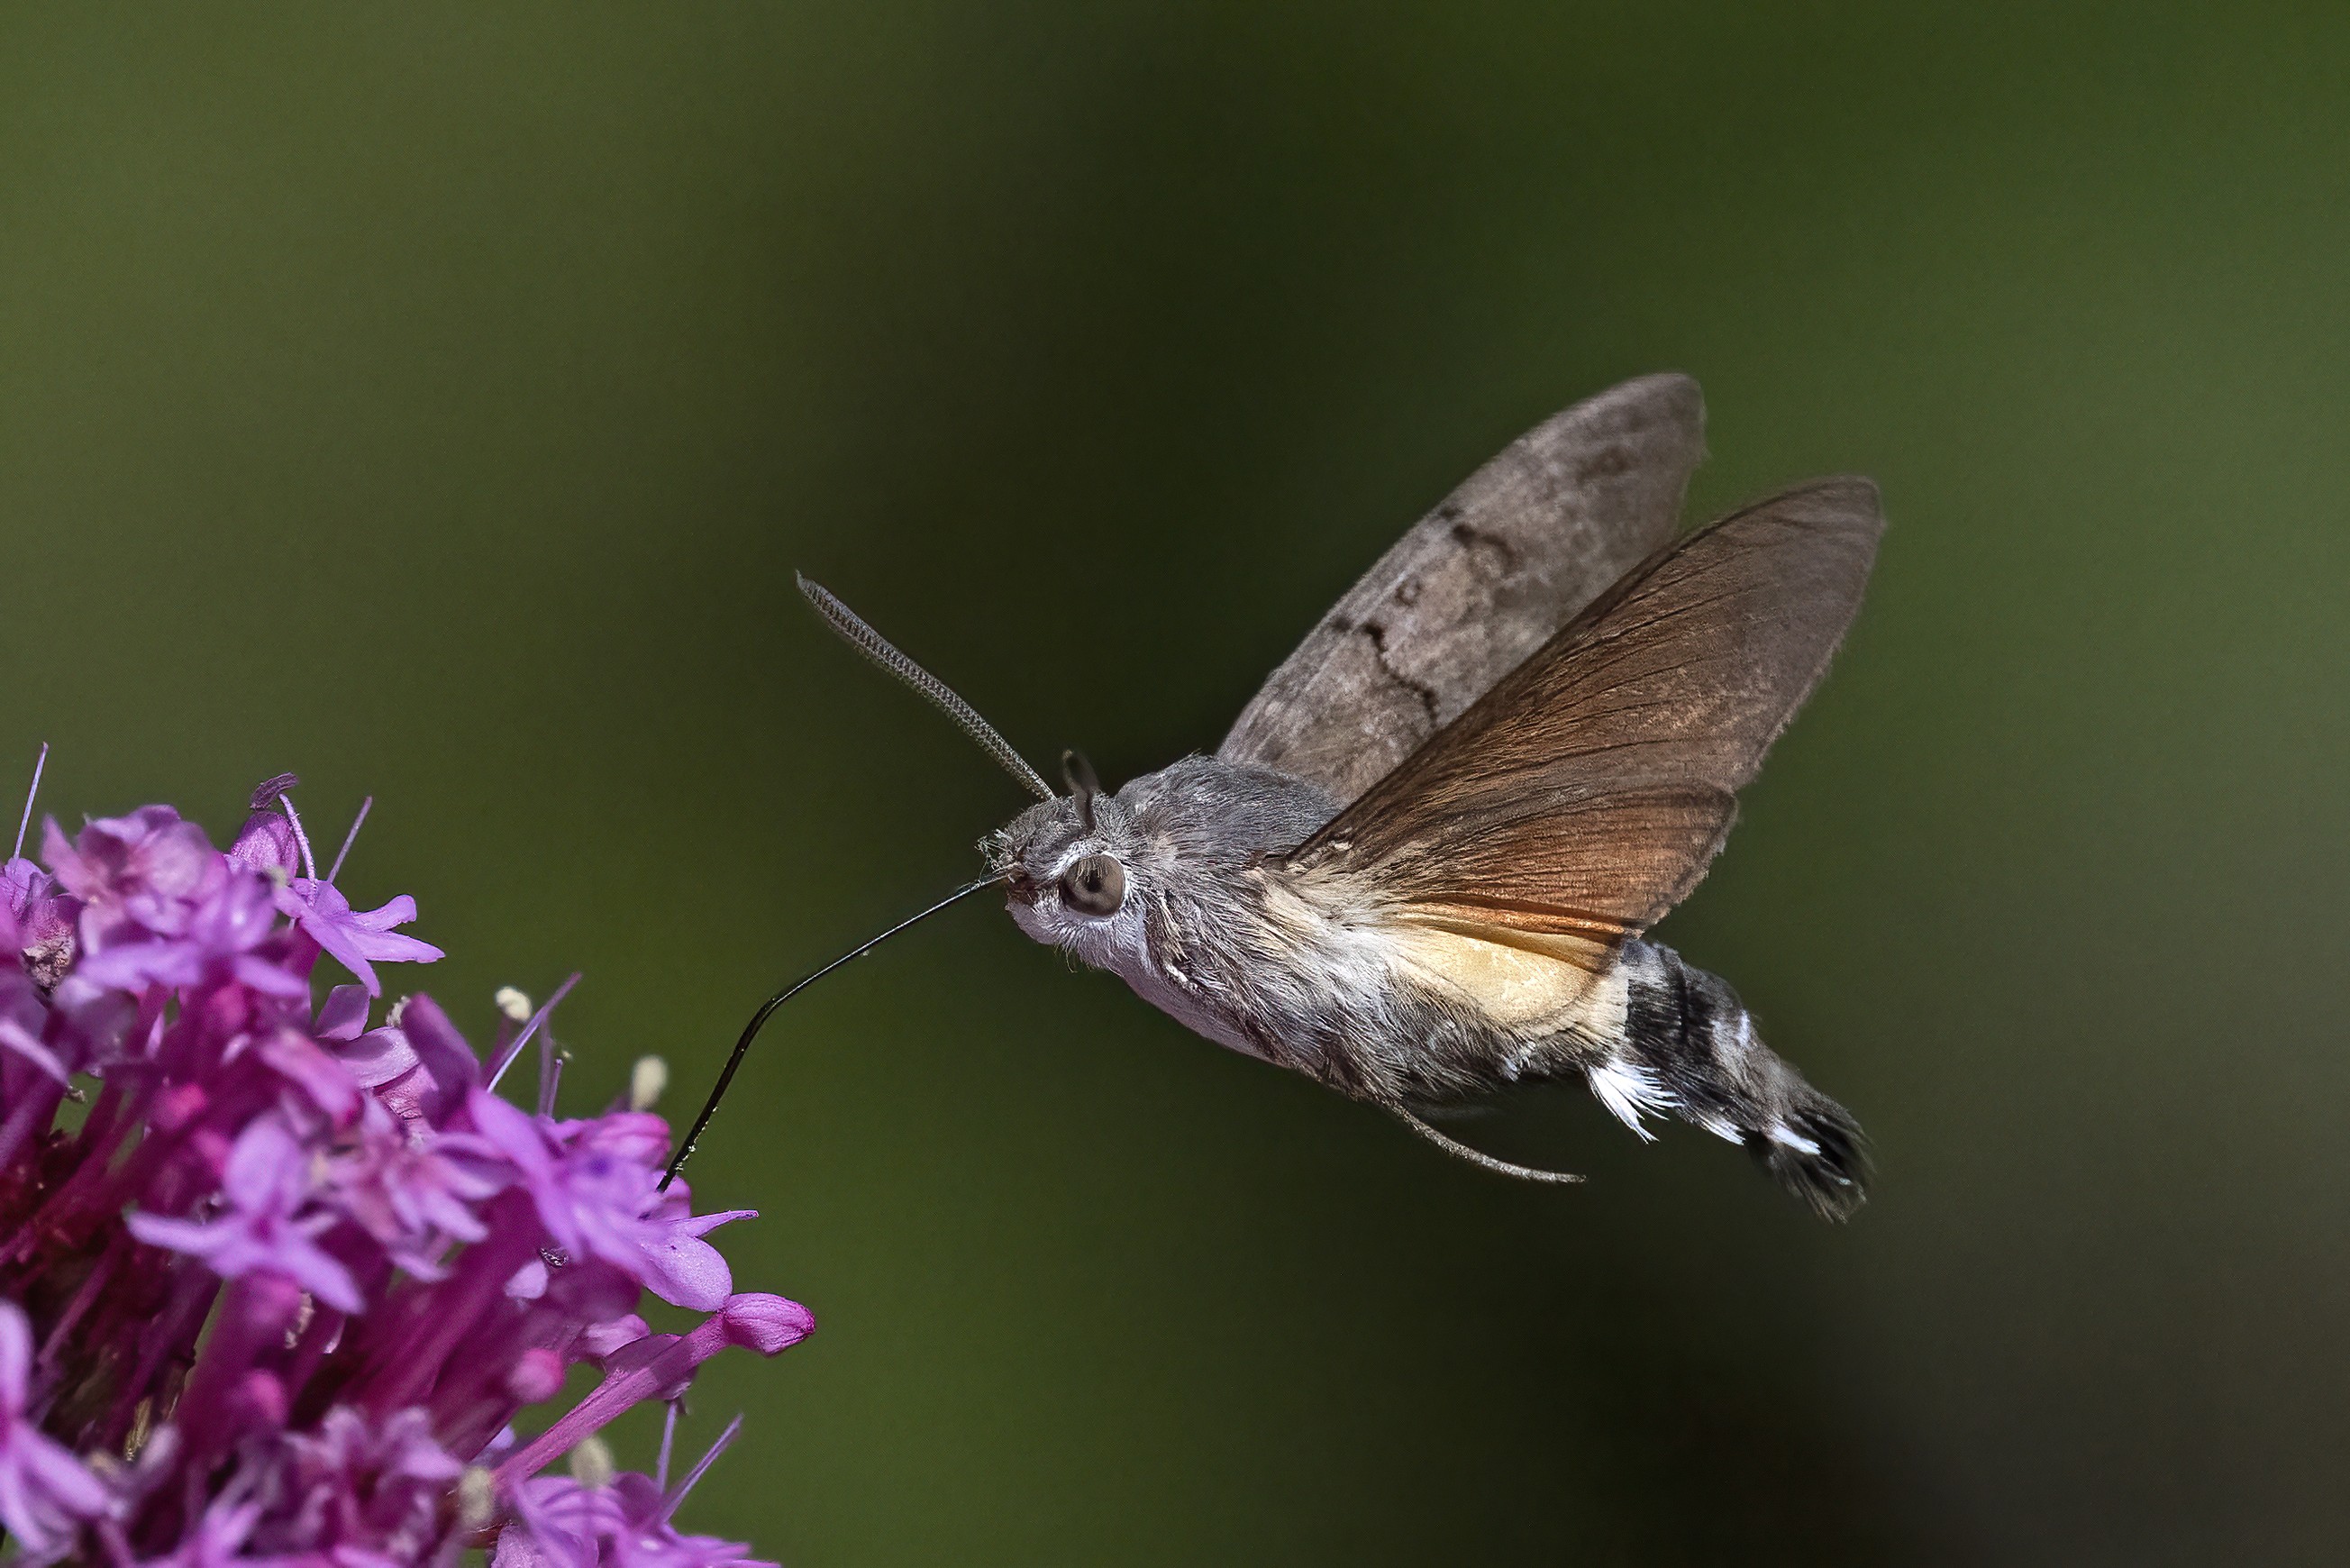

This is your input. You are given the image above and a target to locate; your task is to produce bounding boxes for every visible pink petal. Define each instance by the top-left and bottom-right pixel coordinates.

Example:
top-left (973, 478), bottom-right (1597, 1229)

top-left (222, 1120), bottom-right (307, 1214)
top-left (258, 1033), bottom-right (363, 1123)
top-left (346, 929), bottom-right (444, 965)
top-left (635, 1233), bottom-right (733, 1312)
top-left (125, 1210), bottom-right (224, 1258)
top-left (231, 954), bottom-right (312, 998)
top-left (337, 1026), bottom-right (421, 1090)
top-left (672, 1208), bottom-right (756, 1240)
top-left (397, 995), bottom-right (481, 1099)
top-left (21, 1433), bottom-right (109, 1518)
top-left (0, 1303), bottom-right (31, 1411)
top-left (349, 893), bottom-right (419, 932)
top-left (0, 1019), bottom-right (69, 1086)
top-left (278, 1241), bottom-right (365, 1314)
top-left (314, 983), bottom-right (370, 1042)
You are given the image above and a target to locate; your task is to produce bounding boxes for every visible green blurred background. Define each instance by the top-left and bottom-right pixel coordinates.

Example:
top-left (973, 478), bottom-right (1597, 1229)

top-left (4, 3), bottom-right (2346, 1563)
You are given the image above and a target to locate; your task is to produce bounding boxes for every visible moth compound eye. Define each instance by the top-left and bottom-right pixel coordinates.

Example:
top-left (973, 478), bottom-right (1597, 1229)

top-left (1059, 854), bottom-right (1125, 916)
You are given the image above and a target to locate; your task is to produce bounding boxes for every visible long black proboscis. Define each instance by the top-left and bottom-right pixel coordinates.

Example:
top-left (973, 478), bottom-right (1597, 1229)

top-left (660, 875), bottom-right (1005, 1189)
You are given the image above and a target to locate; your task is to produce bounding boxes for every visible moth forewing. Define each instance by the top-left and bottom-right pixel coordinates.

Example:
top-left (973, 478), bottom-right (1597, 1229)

top-left (1220, 373), bottom-right (1708, 805)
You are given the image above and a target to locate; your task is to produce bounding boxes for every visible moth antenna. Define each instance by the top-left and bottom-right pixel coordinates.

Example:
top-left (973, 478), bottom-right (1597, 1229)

top-left (1379, 1099), bottom-right (1586, 1186)
top-left (1061, 749), bottom-right (1100, 833)
top-left (660, 873), bottom-right (1006, 1190)
top-left (797, 573), bottom-right (1054, 802)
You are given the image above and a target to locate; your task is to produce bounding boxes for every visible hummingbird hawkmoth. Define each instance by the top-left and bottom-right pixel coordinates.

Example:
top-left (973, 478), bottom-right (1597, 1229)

top-left (669, 374), bottom-right (1881, 1218)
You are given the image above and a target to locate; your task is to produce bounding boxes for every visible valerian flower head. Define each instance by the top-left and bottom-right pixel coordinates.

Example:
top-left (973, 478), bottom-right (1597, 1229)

top-left (0, 766), bottom-right (805, 1566)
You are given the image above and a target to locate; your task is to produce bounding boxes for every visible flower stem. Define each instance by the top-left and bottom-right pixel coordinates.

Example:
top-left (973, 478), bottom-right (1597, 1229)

top-left (491, 1316), bottom-right (731, 1488)
top-left (351, 1199), bottom-right (542, 1415)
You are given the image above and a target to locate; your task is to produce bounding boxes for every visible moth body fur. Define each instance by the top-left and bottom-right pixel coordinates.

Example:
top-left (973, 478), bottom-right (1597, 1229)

top-left (993, 759), bottom-right (1633, 1099)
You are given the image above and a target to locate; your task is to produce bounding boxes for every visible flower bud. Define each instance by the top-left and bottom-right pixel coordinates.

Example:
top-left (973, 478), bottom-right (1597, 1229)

top-left (719, 1293), bottom-right (815, 1356)
top-left (227, 812), bottom-right (300, 878)
top-left (506, 1347), bottom-right (565, 1404)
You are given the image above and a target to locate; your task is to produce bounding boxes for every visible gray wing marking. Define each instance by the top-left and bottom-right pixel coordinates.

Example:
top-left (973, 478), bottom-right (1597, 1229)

top-left (1218, 372), bottom-right (1707, 806)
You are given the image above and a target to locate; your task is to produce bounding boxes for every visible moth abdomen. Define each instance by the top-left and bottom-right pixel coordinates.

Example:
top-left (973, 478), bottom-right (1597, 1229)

top-left (1608, 941), bottom-right (1869, 1219)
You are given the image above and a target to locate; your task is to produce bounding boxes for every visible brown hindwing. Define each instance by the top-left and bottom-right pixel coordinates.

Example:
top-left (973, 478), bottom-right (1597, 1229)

top-left (1285, 478), bottom-right (1884, 938)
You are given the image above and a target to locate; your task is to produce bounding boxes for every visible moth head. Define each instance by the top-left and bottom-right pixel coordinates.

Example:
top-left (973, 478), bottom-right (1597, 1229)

top-left (981, 757), bottom-right (1157, 951)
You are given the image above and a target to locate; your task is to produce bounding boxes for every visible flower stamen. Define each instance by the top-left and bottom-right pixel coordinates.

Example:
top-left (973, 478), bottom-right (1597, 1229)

top-left (12, 741), bottom-right (47, 861)
top-left (486, 971), bottom-right (580, 1091)
top-left (660, 1411), bottom-right (745, 1522)
top-left (325, 793), bottom-right (372, 884)
top-left (278, 789), bottom-right (318, 881)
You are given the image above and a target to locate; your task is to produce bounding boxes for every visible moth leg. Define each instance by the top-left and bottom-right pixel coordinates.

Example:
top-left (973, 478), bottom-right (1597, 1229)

top-left (1376, 1098), bottom-right (1585, 1186)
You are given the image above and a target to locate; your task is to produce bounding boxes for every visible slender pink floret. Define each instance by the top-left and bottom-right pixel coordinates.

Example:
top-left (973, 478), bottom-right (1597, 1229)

top-left (0, 766), bottom-right (806, 1565)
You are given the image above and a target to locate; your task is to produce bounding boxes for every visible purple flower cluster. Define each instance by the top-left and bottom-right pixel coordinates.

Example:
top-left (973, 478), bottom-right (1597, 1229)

top-left (0, 764), bottom-right (810, 1566)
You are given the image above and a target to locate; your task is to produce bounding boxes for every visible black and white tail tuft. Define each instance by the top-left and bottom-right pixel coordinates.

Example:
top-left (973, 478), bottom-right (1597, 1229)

top-left (1593, 941), bottom-right (1870, 1220)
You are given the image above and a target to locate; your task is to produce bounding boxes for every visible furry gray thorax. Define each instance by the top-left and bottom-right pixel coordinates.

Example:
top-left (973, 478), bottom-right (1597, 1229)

top-left (983, 755), bottom-right (1607, 1102)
